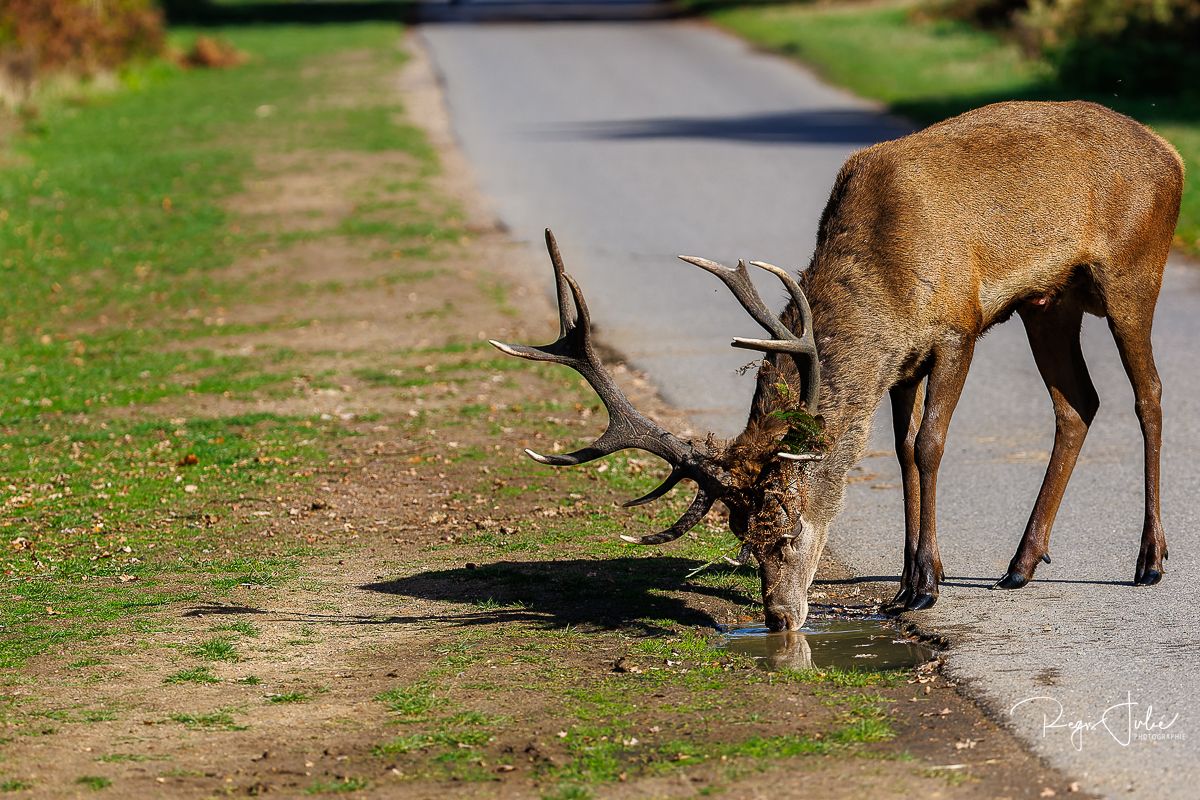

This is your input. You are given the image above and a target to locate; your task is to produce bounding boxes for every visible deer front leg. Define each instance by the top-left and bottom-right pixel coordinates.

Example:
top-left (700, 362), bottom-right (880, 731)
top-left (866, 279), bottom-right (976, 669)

top-left (902, 334), bottom-right (975, 611)
top-left (885, 379), bottom-right (925, 611)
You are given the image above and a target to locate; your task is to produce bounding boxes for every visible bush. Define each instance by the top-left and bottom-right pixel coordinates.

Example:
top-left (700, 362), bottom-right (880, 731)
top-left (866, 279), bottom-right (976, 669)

top-left (0, 0), bottom-right (164, 76)
top-left (919, 0), bottom-right (1030, 28)
top-left (1021, 0), bottom-right (1200, 92)
top-left (924, 0), bottom-right (1200, 94)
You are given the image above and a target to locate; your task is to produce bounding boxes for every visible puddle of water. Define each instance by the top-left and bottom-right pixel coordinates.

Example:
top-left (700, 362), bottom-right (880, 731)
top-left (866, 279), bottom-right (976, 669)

top-left (717, 618), bottom-right (936, 671)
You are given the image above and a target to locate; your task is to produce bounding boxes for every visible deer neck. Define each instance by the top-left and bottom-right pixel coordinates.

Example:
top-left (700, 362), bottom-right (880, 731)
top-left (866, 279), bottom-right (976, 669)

top-left (769, 287), bottom-right (901, 525)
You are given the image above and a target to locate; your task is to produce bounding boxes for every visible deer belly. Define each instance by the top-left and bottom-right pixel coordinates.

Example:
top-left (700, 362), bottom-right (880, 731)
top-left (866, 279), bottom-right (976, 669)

top-left (977, 262), bottom-right (1078, 327)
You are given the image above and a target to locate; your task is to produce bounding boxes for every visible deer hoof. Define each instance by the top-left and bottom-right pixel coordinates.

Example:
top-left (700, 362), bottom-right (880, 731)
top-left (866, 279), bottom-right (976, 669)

top-left (1134, 567), bottom-right (1163, 586)
top-left (992, 571), bottom-right (1029, 590)
top-left (906, 593), bottom-right (938, 611)
top-left (884, 586), bottom-right (913, 613)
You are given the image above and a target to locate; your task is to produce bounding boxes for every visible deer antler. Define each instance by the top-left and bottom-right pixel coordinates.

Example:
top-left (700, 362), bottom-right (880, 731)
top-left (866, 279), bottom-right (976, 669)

top-left (677, 256), bottom-right (820, 415)
top-left (489, 230), bottom-right (730, 545)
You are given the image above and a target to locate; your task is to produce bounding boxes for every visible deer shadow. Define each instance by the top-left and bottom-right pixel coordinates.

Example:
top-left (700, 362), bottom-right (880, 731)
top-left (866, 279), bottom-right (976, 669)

top-left (535, 109), bottom-right (912, 146)
top-left (360, 556), bottom-right (756, 634)
top-left (162, 0), bottom-right (420, 25)
top-left (181, 557), bottom-right (894, 634)
top-left (162, 0), bottom-right (684, 26)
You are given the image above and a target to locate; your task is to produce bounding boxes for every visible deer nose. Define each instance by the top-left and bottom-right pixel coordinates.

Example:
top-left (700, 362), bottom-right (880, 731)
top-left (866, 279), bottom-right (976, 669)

top-left (765, 605), bottom-right (803, 632)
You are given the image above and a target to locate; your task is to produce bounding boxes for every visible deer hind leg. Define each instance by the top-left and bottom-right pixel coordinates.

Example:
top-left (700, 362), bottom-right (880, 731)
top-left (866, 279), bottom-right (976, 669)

top-left (897, 333), bottom-right (975, 612)
top-left (1107, 302), bottom-right (1167, 586)
top-left (995, 302), bottom-right (1098, 590)
top-left (885, 379), bottom-right (925, 611)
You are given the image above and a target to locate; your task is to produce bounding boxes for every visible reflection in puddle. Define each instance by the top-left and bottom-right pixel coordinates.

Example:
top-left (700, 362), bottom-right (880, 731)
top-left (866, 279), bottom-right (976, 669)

top-left (717, 618), bottom-right (936, 671)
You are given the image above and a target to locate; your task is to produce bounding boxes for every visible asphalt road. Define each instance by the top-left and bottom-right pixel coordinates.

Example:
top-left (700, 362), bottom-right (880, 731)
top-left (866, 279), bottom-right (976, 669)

top-left (420, 11), bottom-right (1200, 797)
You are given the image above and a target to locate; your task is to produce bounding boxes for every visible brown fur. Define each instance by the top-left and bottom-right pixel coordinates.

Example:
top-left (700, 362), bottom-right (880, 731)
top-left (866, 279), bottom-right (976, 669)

top-left (738, 100), bottom-right (1183, 618)
top-left (721, 414), bottom-right (789, 491)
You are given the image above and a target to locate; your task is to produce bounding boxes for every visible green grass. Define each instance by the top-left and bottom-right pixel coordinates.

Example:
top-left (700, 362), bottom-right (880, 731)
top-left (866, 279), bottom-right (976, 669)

top-left (375, 683), bottom-right (437, 720)
top-left (704, 0), bottom-right (1200, 252)
top-left (213, 620), bottom-right (261, 637)
top-left (777, 665), bottom-right (898, 689)
top-left (373, 729), bottom-right (492, 756)
top-left (75, 775), bottom-right (112, 791)
top-left (267, 692), bottom-right (311, 704)
top-left (68, 657), bottom-right (106, 669)
top-left (165, 666), bottom-right (221, 685)
top-left (169, 710), bottom-right (246, 731)
top-left (82, 709), bottom-right (117, 722)
top-left (542, 788), bottom-right (592, 800)
top-left (368, 618), bottom-right (909, 795)
top-left (191, 637), bottom-right (239, 662)
top-left (0, 17), bottom-right (460, 672)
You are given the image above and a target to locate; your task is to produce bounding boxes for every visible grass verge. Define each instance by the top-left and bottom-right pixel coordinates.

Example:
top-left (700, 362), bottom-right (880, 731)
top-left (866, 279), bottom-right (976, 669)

top-left (0, 21), bottom-right (452, 669)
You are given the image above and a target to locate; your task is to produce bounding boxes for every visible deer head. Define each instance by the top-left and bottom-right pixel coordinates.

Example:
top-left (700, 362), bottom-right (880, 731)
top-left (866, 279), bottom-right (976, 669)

top-left (490, 230), bottom-right (824, 631)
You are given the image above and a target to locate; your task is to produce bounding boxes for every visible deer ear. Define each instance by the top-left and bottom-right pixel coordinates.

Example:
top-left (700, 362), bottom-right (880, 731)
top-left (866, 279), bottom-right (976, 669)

top-left (724, 416), bottom-right (790, 487)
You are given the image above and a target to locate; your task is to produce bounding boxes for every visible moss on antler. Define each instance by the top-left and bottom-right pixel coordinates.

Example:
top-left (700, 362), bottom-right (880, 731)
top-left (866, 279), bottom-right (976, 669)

top-left (770, 407), bottom-right (826, 454)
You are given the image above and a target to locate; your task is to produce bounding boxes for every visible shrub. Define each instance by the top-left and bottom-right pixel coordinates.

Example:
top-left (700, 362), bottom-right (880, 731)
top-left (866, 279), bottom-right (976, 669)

top-left (923, 0), bottom-right (1200, 94)
top-left (1020, 0), bottom-right (1200, 92)
top-left (919, 0), bottom-right (1031, 28)
top-left (0, 0), bottom-right (164, 76)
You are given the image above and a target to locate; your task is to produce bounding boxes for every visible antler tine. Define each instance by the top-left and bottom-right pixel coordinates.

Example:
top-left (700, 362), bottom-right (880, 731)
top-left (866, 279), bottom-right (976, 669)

top-left (620, 486), bottom-right (716, 545)
top-left (677, 256), bottom-right (791, 342)
top-left (621, 466), bottom-right (687, 508)
top-left (545, 228), bottom-right (576, 339)
top-left (490, 230), bottom-right (731, 546)
top-left (679, 255), bottom-right (821, 413)
top-left (744, 260), bottom-right (821, 414)
top-left (748, 260), bottom-right (815, 341)
top-left (489, 231), bottom-right (591, 369)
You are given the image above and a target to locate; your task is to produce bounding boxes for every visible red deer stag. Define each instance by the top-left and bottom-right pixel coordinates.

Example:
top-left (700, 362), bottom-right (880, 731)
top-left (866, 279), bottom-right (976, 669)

top-left (491, 101), bottom-right (1183, 630)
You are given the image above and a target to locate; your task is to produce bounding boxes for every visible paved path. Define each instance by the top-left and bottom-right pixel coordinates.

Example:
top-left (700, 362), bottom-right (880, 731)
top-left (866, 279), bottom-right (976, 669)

top-left (420, 12), bottom-right (1200, 797)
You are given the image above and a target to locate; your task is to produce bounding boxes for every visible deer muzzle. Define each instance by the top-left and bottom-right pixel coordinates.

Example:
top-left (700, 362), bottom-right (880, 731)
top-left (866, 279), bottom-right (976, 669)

top-left (760, 560), bottom-right (811, 632)
top-left (756, 516), bottom-right (827, 632)
top-left (765, 604), bottom-right (807, 632)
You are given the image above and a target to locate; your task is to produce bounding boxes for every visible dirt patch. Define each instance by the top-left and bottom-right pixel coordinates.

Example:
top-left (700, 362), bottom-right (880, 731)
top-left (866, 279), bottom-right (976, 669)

top-left (227, 150), bottom-right (424, 234)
